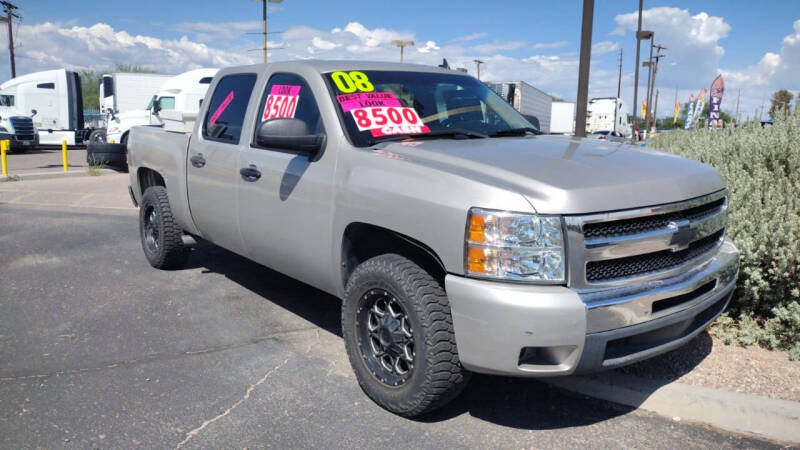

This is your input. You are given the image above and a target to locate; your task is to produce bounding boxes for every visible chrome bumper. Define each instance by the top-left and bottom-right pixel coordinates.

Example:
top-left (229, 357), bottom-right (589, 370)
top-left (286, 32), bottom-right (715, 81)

top-left (446, 239), bottom-right (738, 377)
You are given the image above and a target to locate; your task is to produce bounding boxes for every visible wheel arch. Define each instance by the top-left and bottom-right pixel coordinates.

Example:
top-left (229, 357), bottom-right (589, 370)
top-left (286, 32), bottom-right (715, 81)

top-left (137, 167), bottom-right (166, 196)
top-left (340, 222), bottom-right (447, 292)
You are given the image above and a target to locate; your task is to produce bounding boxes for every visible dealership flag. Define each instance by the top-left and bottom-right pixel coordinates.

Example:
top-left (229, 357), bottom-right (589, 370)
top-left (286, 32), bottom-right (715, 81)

top-left (692, 88), bottom-right (707, 127)
top-left (684, 94), bottom-right (695, 130)
top-left (707, 75), bottom-right (725, 130)
top-left (674, 101), bottom-right (681, 125)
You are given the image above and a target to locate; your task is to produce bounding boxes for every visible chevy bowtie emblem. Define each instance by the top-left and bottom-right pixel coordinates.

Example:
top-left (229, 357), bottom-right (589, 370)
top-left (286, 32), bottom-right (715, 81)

top-left (667, 220), bottom-right (694, 251)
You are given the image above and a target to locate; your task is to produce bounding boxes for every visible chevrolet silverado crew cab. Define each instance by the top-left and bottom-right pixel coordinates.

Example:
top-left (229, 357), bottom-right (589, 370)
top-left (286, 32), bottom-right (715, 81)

top-left (127, 61), bottom-right (739, 417)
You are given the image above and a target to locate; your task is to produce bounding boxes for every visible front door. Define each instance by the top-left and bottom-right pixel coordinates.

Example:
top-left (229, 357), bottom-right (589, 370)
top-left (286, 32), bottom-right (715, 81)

top-left (187, 73), bottom-right (258, 255)
top-left (237, 72), bottom-right (337, 289)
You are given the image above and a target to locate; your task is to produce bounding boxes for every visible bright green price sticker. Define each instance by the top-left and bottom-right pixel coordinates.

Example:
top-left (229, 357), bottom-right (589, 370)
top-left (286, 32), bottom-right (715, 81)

top-left (331, 71), bottom-right (374, 93)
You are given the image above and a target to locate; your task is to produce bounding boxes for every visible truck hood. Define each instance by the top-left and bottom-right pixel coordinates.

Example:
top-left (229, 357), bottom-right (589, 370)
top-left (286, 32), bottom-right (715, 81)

top-left (379, 135), bottom-right (725, 214)
top-left (113, 109), bottom-right (150, 122)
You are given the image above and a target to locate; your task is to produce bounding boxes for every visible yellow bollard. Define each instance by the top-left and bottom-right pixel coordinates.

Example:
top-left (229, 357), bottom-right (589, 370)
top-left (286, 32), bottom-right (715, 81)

top-left (1, 140), bottom-right (8, 175)
top-left (109, 138), bottom-right (115, 144)
top-left (61, 140), bottom-right (68, 172)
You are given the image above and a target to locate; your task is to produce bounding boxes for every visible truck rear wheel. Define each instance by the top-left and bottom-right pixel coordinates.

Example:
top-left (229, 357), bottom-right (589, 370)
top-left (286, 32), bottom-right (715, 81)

top-left (342, 254), bottom-right (470, 416)
top-left (139, 186), bottom-right (188, 269)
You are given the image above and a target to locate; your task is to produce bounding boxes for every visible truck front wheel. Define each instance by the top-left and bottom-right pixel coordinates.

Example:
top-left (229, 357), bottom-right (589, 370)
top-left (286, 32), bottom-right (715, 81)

top-left (342, 254), bottom-right (470, 416)
top-left (139, 186), bottom-right (188, 269)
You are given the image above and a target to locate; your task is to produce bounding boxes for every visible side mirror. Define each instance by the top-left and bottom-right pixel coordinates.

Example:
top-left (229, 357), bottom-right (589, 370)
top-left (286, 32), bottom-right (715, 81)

top-left (256, 118), bottom-right (325, 157)
top-left (30, 109), bottom-right (37, 117)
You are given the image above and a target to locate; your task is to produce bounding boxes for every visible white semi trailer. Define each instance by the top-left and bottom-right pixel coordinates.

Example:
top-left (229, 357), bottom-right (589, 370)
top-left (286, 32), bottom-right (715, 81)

top-left (486, 81), bottom-right (552, 133)
top-left (550, 101), bottom-right (575, 134)
top-left (101, 69), bottom-right (217, 144)
top-left (0, 69), bottom-right (87, 146)
top-left (586, 97), bottom-right (632, 137)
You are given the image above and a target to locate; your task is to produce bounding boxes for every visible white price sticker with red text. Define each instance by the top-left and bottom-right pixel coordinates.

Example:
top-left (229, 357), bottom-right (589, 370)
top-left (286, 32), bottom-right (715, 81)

top-left (263, 85), bottom-right (301, 121)
top-left (350, 106), bottom-right (430, 137)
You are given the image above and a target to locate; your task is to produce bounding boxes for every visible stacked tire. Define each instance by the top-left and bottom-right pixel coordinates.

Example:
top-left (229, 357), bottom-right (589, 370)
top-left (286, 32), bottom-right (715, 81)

top-left (86, 142), bottom-right (127, 172)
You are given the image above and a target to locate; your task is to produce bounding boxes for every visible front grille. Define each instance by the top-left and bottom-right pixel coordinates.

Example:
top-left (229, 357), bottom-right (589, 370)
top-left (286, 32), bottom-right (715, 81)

top-left (586, 230), bottom-right (724, 281)
top-left (14, 135), bottom-right (34, 141)
top-left (9, 116), bottom-right (34, 135)
top-left (584, 198), bottom-right (725, 239)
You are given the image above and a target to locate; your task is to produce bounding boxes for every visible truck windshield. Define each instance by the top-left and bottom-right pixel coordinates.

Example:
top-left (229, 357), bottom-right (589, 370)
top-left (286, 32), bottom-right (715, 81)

top-left (324, 70), bottom-right (535, 146)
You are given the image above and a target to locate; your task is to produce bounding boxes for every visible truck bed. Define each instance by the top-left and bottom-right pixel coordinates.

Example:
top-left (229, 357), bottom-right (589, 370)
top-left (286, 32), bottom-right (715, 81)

top-left (127, 126), bottom-right (196, 234)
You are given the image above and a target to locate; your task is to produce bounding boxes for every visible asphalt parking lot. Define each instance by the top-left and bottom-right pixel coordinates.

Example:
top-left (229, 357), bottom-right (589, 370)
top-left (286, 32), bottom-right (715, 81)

top-left (0, 174), bottom-right (779, 448)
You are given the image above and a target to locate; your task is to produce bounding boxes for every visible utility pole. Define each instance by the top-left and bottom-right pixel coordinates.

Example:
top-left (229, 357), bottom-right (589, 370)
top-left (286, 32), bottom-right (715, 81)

top-left (644, 44), bottom-right (665, 133)
top-left (643, 38), bottom-right (654, 128)
top-left (391, 40), bottom-right (414, 63)
top-left (734, 89), bottom-right (741, 125)
top-left (574, 0), bottom-right (594, 138)
top-left (0, 1), bottom-right (19, 78)
top-left (473, 59), bottom-right (484, 80)
top-left (652, 88), bottom-right (659, 130)
top-left (255, 0), bottom-right (284, 64)
top-left (616, 47), bottom-right (623, 98)
top-left (631, 0), bottom-right (646, 142)
top-left (760, 92), bottom-right (766, 121)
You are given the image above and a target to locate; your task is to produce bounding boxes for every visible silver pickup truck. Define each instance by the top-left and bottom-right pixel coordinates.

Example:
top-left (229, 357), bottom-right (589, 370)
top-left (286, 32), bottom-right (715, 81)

top-left (127, 61), bottom-right (739, 417)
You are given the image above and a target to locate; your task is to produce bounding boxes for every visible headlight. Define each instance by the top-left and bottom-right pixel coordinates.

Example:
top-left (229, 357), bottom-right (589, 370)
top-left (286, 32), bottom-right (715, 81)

top-left (108, 126), bottom-right (119, 133)
top-left (0, 126), bottom-right (7, 132)
top-left (465, 208), bottom-right (565, 283)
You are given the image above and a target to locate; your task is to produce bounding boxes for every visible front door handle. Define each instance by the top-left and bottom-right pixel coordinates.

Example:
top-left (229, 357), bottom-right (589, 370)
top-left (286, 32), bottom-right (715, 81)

top-left (190, 154), bottom-right (206, 168)
top-left (240, 166), bottom-right (261, 182)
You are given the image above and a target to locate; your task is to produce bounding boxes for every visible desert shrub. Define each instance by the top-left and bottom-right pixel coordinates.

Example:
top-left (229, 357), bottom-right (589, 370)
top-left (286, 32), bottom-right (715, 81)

top-left (650, 111), bottom-right (800, 352)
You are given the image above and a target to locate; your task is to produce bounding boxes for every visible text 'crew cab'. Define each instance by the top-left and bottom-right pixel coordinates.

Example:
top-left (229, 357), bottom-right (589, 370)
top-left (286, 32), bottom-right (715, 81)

top-left (127, 61), bottom-right (739, 417)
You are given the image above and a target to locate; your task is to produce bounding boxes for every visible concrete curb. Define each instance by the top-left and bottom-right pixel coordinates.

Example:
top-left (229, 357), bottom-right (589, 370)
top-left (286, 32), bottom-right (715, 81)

top-left (0, 168), bottom-right (120, 182)
top-left (545, 372), bottom-right (800, 444)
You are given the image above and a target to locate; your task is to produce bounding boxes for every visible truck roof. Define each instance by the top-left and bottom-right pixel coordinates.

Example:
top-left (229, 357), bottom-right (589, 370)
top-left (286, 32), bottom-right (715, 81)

top-left (219, 60), bottom-right (467, 76)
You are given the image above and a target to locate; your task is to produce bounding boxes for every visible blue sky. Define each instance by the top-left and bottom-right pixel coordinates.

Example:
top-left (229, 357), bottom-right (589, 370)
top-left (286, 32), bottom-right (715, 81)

top-left (5, 0), bottom-right (800, 118)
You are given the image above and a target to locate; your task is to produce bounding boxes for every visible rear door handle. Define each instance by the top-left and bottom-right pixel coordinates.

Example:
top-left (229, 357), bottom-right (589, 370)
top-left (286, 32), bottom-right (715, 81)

top-left (190, 154), bottom-right (206, 168)
top-left (240, 166), bottom-right (261, 182)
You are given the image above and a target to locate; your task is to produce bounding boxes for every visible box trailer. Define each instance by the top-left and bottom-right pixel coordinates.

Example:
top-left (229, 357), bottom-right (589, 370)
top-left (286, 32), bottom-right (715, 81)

top-left (486, 81), bottom-right (552, 133)
top-left (100, 73), bottom-right (172, 116)
top-left (550, 102), bottom-right (575, 134)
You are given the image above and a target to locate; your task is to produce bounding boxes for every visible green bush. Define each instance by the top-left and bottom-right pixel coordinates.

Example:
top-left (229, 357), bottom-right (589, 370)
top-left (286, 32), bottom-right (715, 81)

top-left (650, 111), bottom-right (800, 354)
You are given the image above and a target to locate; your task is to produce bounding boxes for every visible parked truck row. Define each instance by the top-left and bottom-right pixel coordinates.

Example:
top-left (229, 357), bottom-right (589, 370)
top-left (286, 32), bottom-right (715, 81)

top-left (128, 61), bottom-right (738, 417)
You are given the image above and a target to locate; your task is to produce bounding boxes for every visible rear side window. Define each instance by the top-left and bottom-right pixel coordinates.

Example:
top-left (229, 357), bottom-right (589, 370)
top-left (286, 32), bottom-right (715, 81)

top-left (37, 82), bottom-right (55, 89)
top-left (203, 73), bottom-right (257, 144)
top-left (257, 73), bottom-right (323, 135)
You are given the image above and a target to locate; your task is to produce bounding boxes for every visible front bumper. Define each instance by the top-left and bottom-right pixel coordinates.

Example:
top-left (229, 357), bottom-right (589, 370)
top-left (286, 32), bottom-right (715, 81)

top-left (0, 133), bottom-right (38, 149)
top-left (446, 239), bottom-right (738, 377)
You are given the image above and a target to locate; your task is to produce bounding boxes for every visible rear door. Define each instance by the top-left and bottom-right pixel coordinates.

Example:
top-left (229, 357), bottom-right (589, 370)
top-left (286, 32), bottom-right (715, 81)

top-left (187, 73), bottom-right (258, 254)
top-left (237, 72), bottom-right (337, 288)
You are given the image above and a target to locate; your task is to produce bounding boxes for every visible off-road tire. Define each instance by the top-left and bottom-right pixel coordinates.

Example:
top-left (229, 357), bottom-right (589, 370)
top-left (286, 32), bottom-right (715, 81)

top-left (342, 254), bottom-right (470, 417)
top-left (139, 186), bottom-right (188, 269)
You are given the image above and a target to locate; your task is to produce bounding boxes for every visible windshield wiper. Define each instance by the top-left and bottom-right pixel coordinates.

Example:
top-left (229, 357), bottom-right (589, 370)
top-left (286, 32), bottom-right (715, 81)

top-left (369, 128), bottom-right (489, 145)
top-left (489, 127), bottom-right (542, 137)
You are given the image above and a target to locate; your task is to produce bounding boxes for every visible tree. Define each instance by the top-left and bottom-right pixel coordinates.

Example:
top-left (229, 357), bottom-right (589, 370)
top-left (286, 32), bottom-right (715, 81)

top-left (80, 63), bottom-right (157, 111)
top-left (769, 89), bottom-right (794, 118)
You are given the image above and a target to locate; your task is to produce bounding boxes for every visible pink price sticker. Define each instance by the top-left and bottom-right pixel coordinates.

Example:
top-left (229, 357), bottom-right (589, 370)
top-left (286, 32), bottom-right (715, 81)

top-left (208, 91), bottom-right (234, 127)
top-left (337, 92), bottom-right (401, 112)
top-left (263, 85), bottom-right (302, 121)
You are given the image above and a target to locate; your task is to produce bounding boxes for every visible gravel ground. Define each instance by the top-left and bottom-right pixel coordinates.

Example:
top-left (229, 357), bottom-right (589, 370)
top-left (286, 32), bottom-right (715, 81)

top-left (618, 330), bottom-right (800, 402)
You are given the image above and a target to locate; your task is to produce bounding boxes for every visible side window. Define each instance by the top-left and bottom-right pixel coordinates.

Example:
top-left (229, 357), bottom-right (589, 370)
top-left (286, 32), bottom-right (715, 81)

top-left (203, 73), bottom-right (257, 144)
top-left (256, 73), bottom-right (323, 143)
top-left (37, 82), bottom-right (55, 89)
top-left (159, 97), bottom-right (176, 110)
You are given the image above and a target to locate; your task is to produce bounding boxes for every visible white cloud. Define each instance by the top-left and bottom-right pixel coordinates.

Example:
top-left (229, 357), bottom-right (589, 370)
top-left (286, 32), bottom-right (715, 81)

top-left (173, 21), bottom-right (261, 43)
top-left (471, 40), bottom-right (527, 54)
top-left (449, 32), bottom-right (488, 43)
top-left (613, 7), bottom-right (731, 88)
top-left (591, 40), bottom-right (620, 56)
top-left (417, 41), bottom-right (440, 54)
top-left (311, 36), bottom-right (340, 50)
top-left (532, 41), bottom-right (570, 50)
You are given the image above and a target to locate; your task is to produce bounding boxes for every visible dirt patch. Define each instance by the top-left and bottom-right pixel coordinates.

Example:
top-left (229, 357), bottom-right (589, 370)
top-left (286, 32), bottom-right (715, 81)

top-left (618, 331), bottom-right (800, 402)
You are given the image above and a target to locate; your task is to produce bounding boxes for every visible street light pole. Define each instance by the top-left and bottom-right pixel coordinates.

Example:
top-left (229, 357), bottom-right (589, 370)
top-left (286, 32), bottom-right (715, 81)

top-left (574, 0), bottom-right (594, 138)
top-left (631, 0), bottom-right (644, 142)
top-left (473, 59), bottom-right (484, 80)
top-left (391, 40), bottom-right (415, 63)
